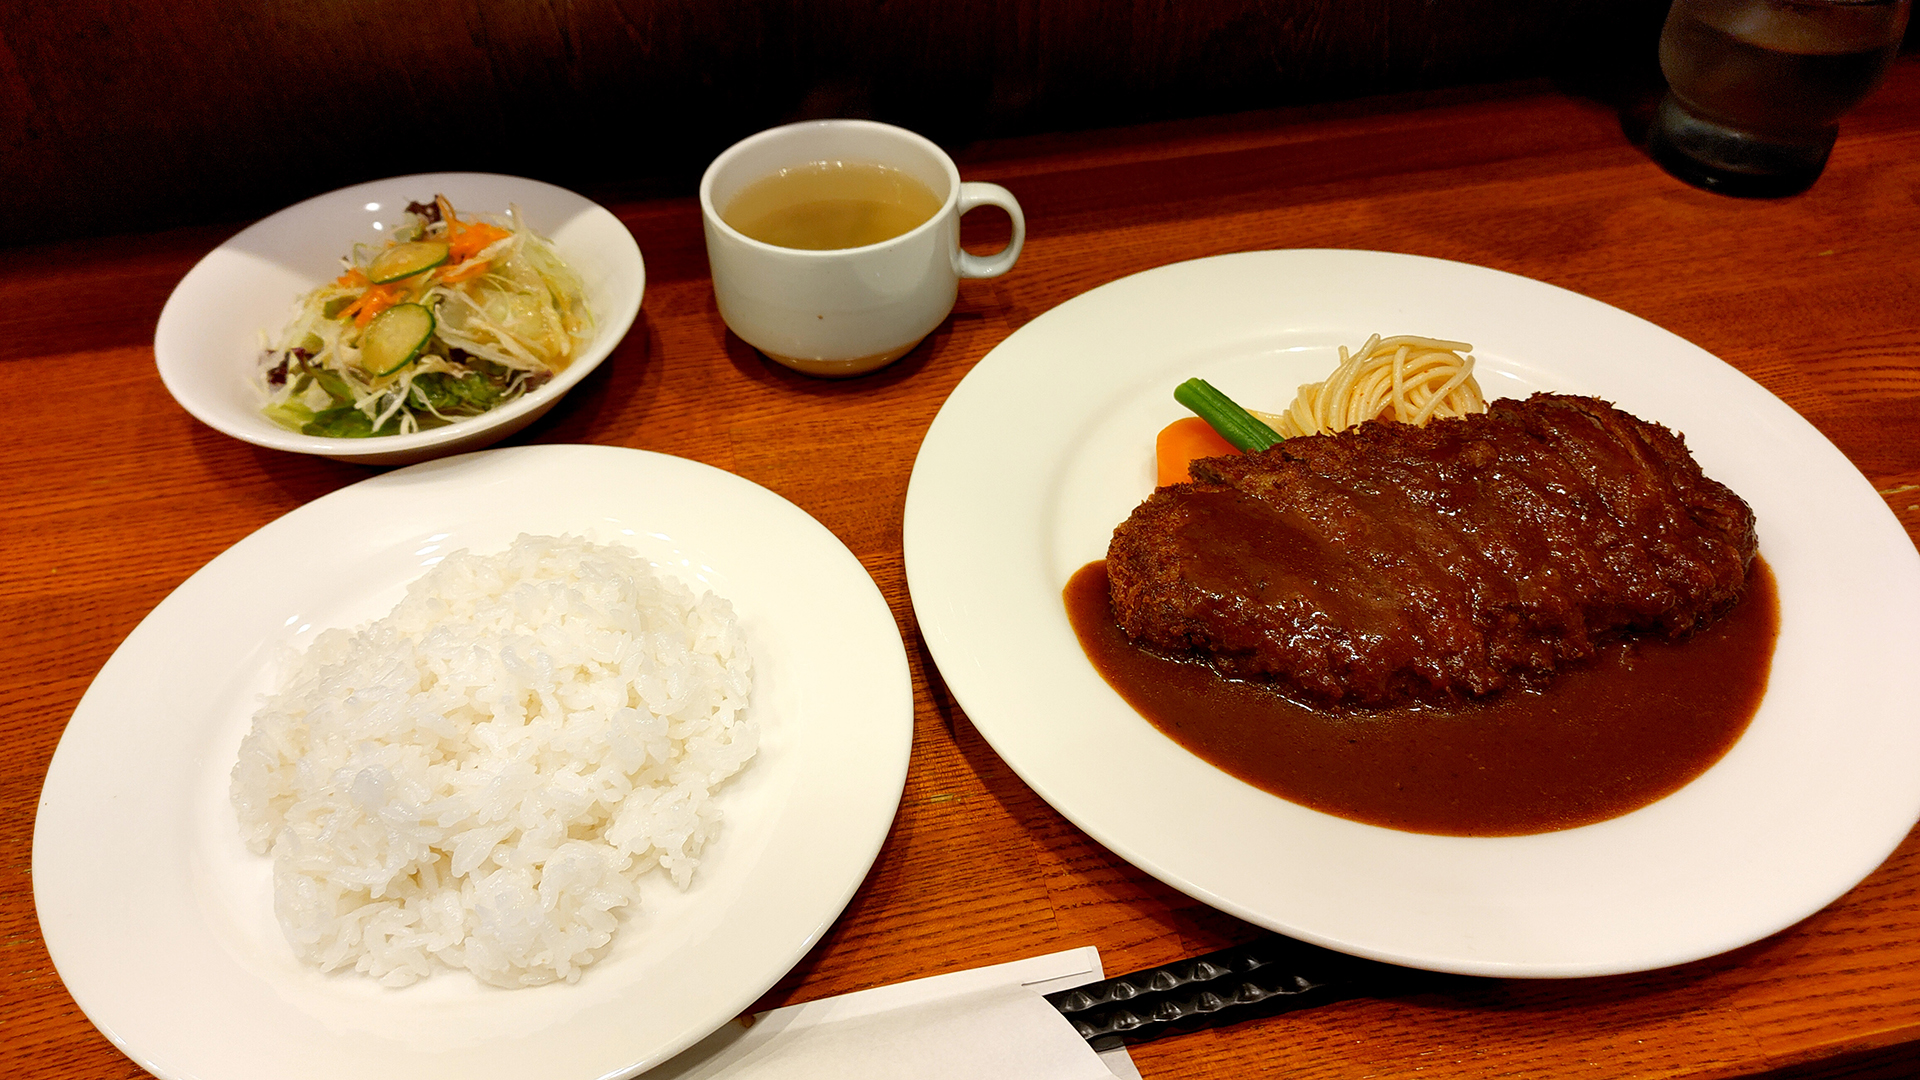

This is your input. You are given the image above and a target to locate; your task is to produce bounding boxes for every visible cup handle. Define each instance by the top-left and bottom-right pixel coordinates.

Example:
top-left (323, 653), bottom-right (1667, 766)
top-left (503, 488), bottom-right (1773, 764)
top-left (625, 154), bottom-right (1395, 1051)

top-left (955, 182), bottom-right (1025, 279)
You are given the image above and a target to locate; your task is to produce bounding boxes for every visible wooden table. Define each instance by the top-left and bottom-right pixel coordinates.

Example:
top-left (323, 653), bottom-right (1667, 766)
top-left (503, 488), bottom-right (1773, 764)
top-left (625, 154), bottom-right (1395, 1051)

top-left (6, 61), bottom-right (1920, 1080)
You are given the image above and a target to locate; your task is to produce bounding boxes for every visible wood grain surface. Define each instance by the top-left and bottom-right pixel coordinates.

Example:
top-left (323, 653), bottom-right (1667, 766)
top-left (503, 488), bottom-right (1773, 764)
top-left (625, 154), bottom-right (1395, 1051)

top-left (5, 61), bottom-right (1920, 1080)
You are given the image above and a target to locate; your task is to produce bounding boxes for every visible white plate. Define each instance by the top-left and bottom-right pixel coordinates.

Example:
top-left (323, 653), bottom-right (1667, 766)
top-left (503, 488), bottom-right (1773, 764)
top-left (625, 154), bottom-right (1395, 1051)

top-left (35, 445), bottom-right (911, 1080)
top-left (156, 173), bottom-right (645, 466)
top-left (903, 249), bottom-right (1920, 978)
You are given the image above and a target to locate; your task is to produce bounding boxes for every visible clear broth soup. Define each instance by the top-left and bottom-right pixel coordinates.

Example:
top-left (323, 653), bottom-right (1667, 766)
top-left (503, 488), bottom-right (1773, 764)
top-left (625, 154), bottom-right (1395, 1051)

top-left (723, 161), bottom-right (944, 250)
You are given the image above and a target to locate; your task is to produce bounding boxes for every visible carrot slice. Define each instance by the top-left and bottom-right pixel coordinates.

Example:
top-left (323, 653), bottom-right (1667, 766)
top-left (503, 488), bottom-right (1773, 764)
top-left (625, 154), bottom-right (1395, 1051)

top-left (1155, 416), bottom-right (1240, 487)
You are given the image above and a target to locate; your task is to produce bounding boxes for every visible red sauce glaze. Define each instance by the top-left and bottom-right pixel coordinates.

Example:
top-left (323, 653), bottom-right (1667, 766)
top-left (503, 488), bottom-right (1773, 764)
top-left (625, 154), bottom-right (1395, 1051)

top-left (1064, 558), bottom-right (1778, 835)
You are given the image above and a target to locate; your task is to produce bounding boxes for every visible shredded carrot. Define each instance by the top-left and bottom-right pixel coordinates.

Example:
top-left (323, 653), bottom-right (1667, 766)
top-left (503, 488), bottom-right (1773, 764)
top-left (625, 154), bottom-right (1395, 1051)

top-left (447, 220), bottom-right (511, 263)
top-left (1155, 416), bottom-right (1240, 487)
top-left (331, 197), bottom-right (508, 328)
top-left (341, 282), bottom-right (406, 328)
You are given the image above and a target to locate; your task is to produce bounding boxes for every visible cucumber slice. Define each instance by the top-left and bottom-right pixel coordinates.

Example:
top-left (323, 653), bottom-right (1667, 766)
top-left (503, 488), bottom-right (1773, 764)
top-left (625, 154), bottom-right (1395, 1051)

top-left (366, 241), bottom-right (450, 284)
top-left (360, 303), bottom-right (436, 377)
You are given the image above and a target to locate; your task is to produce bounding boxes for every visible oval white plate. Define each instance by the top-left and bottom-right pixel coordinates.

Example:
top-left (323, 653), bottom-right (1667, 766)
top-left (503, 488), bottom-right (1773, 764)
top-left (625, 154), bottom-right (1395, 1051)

top-left (903, 249), bottom-right (1920, 978)
top-left (155, 173), bottom-right (645, 466)
top-left (35, 445), bottom-right (911, 1080)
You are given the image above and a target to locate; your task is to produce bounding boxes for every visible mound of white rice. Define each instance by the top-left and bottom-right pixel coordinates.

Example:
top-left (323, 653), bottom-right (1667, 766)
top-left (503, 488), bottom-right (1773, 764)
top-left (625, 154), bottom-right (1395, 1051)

top-left (229, 534), bottom-right (757, 988)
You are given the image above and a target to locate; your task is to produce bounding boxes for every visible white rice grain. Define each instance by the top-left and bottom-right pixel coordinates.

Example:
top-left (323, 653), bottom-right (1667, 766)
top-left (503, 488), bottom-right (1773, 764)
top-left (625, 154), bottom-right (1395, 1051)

top-left (230, 535), bottom-right (756, 988)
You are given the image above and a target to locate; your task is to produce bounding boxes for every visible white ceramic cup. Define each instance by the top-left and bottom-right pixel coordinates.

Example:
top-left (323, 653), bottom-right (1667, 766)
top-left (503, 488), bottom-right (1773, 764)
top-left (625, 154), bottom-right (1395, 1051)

top-left (700, 120), bottom-right (1026, 377)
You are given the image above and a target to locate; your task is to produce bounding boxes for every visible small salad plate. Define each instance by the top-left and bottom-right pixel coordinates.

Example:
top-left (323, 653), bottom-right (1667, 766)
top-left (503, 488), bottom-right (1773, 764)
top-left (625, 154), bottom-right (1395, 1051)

top-left (155, 172), bottom-right (644, 466)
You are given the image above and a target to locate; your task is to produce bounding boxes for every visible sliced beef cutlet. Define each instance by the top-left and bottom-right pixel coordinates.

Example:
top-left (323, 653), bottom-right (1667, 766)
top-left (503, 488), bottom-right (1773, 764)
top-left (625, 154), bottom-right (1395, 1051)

top-left (1105, 393), bottom-right (1758, 707)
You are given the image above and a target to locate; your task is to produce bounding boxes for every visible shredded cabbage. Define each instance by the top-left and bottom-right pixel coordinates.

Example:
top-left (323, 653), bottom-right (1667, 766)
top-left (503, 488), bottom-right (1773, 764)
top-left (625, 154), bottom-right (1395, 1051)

top-left (256, 196), bottom-right (593, 438)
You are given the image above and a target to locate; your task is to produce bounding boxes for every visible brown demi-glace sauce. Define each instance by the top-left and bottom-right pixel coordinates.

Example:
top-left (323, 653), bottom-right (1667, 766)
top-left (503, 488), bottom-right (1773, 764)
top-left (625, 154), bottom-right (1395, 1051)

top-left (1064, 558), bottom-right (1778, 836)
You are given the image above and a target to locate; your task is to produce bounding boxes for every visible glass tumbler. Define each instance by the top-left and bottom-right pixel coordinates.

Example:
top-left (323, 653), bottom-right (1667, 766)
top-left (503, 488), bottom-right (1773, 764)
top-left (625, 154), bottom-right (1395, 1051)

top-left (1649, 0), bottom-right (1912, 196)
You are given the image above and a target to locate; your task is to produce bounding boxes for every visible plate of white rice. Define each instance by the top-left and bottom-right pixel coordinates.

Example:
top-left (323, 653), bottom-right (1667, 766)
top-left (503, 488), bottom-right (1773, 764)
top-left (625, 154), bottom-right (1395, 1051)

top-left (34, 444), bottom-right (913, 1080)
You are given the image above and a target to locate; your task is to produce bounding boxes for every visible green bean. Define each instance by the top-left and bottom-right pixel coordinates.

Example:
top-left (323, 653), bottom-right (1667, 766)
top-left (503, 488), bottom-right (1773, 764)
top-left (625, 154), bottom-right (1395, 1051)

top-left (1173, 378), bottom-right (1283, 452)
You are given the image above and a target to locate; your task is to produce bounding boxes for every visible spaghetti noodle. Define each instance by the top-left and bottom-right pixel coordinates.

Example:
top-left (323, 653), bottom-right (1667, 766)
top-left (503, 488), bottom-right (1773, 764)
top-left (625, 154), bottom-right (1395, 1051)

top-left (1260, 334), bottom-right (1486, 438)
